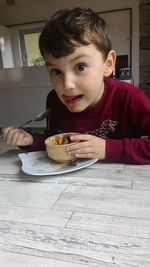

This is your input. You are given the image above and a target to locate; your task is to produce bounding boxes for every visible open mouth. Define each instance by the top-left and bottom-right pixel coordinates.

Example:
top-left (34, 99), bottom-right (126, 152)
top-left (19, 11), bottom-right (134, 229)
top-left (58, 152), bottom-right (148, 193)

top-left (63, 95), bottom-right (83, 104)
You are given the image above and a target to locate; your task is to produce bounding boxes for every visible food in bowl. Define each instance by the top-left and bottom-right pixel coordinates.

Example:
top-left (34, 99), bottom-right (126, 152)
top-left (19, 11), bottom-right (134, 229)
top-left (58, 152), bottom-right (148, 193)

top-left (45, 132), bottom-right (79, 164)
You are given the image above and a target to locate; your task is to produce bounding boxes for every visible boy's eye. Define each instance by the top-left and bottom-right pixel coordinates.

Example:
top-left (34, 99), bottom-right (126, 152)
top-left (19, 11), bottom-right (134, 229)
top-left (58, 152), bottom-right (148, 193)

top-left (50, 68), bottom-right (61, 76)
top-left (76, 63), bottom-right (86, 72)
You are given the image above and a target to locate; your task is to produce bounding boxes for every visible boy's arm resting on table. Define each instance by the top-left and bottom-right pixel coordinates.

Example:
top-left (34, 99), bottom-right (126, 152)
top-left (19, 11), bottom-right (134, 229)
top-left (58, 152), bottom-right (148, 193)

top-left (30, 133), bottom-right (46, 151)
top-left (106, 138), bottom-right (150, 164)
top-left (20, 133), bottom-right (46, 152)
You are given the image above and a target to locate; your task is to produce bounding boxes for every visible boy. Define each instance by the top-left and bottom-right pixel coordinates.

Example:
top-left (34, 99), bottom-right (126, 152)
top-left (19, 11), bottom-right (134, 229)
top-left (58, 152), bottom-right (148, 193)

top-left (2, 7), bottom-right (150, 164)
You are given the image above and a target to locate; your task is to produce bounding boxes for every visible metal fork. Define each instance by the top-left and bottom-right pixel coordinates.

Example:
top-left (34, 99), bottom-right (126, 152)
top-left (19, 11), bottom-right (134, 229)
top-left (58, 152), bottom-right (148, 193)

top-left (0, 109), bottom-right (50, 138)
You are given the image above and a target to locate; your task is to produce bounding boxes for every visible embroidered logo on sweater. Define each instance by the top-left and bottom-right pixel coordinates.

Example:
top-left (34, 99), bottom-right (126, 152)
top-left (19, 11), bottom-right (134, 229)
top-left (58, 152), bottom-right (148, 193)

top-left (86, 119), bottom-right (118, 138)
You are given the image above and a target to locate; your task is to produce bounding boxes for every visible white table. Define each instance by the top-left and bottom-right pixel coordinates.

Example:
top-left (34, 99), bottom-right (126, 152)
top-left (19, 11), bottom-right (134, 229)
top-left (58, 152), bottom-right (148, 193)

top-left (0, 141), bottom-right (150, 267)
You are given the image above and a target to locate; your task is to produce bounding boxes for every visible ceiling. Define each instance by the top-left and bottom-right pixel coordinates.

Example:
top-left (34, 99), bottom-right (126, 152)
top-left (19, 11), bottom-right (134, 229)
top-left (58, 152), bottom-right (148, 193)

top-left (0, 0), bottom-right (42, 6)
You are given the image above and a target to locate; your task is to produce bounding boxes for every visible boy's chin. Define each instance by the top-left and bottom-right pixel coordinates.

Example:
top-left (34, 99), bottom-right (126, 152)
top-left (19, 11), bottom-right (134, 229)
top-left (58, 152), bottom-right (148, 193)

top-left (66, 104), bottom-right (86, 113)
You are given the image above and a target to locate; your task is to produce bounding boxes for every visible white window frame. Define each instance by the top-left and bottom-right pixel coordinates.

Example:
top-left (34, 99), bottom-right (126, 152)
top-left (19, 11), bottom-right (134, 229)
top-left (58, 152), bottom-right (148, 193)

top-left (7, 21), bottom-right (45, 68)
top-left (19, 26), bottom-right (43, 66)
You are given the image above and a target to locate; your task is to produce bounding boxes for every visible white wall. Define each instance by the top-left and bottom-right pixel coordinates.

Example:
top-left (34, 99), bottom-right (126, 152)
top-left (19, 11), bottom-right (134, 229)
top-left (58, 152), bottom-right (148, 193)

top-left (0, 25), bottom-right (14, 68)
top-left (0, 0), bottom-right (139, 127)
top-left (0, 66), bottom-right (51, 127)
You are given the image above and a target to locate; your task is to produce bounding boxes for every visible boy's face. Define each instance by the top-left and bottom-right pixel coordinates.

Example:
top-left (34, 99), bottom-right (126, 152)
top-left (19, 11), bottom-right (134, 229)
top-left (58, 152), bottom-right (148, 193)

top-left (45, 44), bottom-right (113, 113)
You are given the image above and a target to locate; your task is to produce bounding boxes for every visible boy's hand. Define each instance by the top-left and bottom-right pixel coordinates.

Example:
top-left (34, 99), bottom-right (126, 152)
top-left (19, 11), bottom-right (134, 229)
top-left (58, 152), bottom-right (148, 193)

top-left (66, 134), bottom-right (106, 160)
top-left (1, 127), bottom-right (33, 147)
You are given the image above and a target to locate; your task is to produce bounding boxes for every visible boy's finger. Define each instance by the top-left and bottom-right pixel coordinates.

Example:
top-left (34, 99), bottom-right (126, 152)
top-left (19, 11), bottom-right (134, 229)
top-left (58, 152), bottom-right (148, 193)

top-left (70, 134), bottom-right (91, 142)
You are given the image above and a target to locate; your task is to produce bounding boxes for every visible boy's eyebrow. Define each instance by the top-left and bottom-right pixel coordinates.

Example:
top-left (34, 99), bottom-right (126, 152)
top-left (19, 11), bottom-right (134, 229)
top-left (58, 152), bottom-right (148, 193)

top-left (70, 54), bottom-right (88, 63)
top-left (45, 54), bottom-right (88, 67)
top-left (45, 61), bottom-right (54, 67)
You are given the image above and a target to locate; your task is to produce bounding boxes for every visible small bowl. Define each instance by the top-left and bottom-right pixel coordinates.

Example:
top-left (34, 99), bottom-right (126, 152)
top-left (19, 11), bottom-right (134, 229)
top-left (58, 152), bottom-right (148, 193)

top-left (45, 132), bottom-right (79, 164)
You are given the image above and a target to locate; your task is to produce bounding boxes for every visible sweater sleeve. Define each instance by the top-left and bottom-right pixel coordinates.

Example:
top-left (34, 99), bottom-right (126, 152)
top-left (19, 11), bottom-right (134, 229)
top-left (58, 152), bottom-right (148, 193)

top-left (19, 133), bottom-right (46, 152)
top-left (106, 137), bottom-right (150, 164)
top-left (30, 133), bottom-right (46, 151)
top-left (105, 85), bottom-right (150, 164)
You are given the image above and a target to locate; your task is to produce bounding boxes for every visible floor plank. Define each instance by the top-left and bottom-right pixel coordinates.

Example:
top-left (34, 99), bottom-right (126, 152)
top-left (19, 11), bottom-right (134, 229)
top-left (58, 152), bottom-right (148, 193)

top-left (0, 181), bottom-right (67, 208)
top-left (0, 221), bottom-right (149, 267)
top-left (0, 150), bottom-right (21, 174)
top-left (52, 185), bottom-right (150, 219)
top-left (0, 251), bottom-right (92, 267)
top-left (67, 212), bottom-right (150, 238)
top-left (0, 169), bottom-right (133, 187)
top-left (0, 206), bottom-right (72, 227)
top-left (132, 179), bottom-right (150, 191)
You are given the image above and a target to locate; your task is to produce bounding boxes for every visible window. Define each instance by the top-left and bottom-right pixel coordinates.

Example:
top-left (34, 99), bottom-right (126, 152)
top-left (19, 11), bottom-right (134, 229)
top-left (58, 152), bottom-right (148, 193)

top-left (19, 26), bottom-right (44, 67)
top-left (0, 39), bottom-right (4, 67)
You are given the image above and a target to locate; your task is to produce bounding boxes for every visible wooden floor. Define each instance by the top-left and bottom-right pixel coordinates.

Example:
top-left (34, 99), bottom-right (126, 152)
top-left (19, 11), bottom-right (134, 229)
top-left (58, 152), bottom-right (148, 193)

top-left (0, 139), bottom-right (150, 267)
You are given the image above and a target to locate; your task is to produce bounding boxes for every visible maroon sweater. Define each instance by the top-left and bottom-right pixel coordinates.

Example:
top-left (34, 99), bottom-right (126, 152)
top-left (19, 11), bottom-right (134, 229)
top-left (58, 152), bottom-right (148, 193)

top-left (31, 78), bottom-right (150, 164)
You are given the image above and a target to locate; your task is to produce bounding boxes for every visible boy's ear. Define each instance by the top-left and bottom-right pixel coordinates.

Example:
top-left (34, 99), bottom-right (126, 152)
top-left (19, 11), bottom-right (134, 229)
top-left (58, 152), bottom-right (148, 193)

top-left (104, 50), bottom-right (116, 77)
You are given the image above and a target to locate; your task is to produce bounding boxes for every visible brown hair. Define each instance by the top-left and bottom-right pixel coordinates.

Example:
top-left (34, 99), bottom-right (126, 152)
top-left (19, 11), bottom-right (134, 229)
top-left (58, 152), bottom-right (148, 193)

top-left (39, 7), bottom-right (112, 60)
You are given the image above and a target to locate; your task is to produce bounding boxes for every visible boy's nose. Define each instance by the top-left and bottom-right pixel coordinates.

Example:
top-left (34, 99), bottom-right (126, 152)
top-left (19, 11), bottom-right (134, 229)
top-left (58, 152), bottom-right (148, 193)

top-left (63, 73), bottom-right (75, 91)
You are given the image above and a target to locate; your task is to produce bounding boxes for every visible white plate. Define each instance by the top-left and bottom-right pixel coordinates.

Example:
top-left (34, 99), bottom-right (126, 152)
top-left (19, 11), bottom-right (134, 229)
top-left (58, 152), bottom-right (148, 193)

top-left (18, 151), bottom-right (98, 176)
